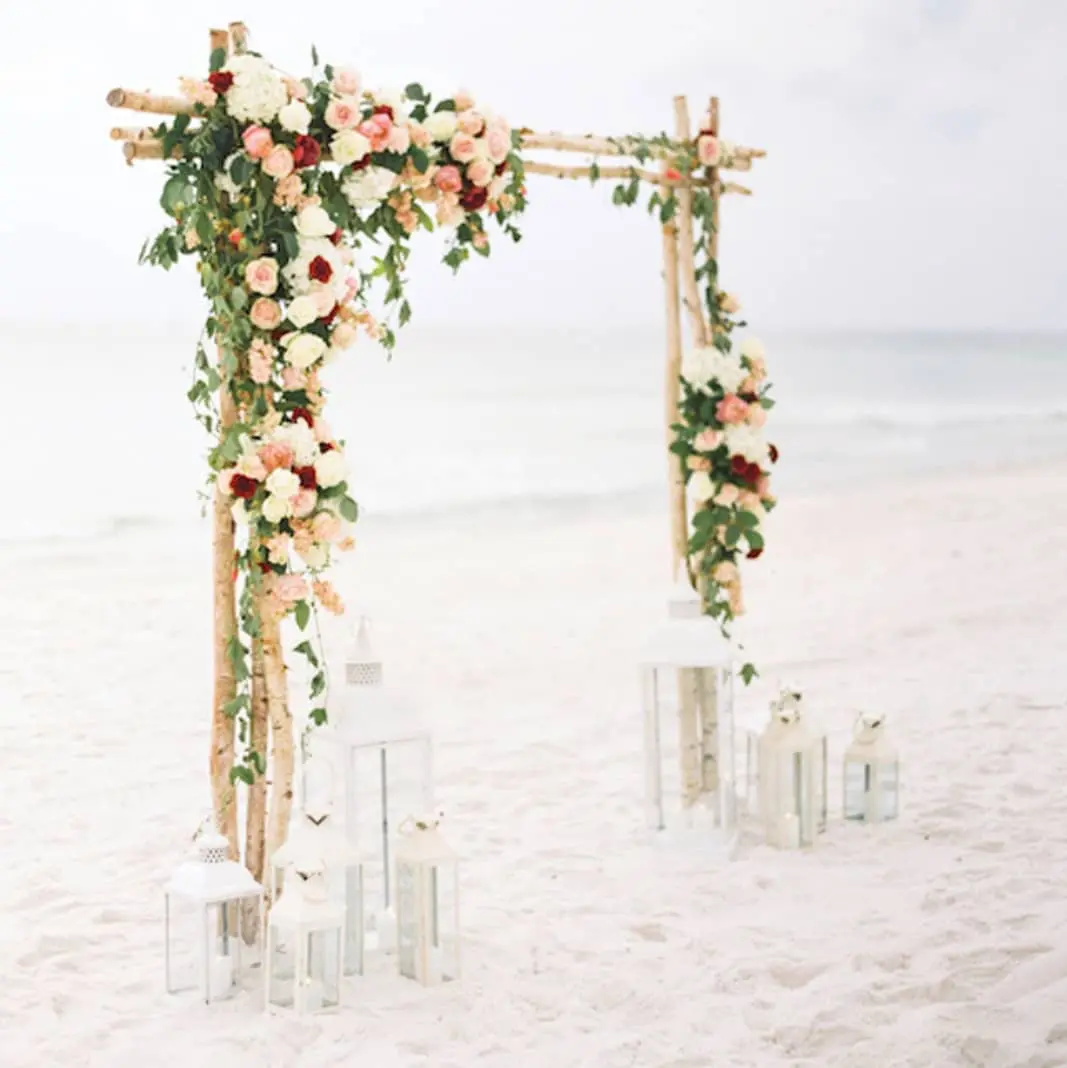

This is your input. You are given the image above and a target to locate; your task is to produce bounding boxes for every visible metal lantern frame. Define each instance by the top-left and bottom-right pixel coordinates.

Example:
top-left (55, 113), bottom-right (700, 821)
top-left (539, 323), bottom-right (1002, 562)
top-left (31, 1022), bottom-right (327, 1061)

top-left (394, 821), bottom-right (461, 986)
top-left (164, 830), bottom-right (263, 1004)
top-left (843, 713), bottom-right (900, 823)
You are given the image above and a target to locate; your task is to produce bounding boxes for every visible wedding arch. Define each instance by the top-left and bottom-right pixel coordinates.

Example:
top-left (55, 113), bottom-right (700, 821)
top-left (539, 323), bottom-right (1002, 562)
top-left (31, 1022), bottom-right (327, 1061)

top-left (106, 22), bottom-right (772, 887)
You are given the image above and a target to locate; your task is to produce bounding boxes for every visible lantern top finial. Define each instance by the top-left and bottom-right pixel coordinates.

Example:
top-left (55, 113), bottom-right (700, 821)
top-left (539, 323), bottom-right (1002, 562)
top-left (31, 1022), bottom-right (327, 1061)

top-left (346, 615), bottom-right (383, 687)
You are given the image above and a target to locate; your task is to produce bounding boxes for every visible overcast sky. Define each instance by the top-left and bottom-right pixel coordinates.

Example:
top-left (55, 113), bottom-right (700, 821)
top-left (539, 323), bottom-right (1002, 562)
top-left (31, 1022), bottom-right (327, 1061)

top-left (2, 0), bottom-right (1065, 330)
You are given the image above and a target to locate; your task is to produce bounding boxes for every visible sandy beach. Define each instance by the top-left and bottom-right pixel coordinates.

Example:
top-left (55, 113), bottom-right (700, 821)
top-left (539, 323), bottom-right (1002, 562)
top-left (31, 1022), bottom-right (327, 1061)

top-left (2, 460), bottom-right (1066, 1067)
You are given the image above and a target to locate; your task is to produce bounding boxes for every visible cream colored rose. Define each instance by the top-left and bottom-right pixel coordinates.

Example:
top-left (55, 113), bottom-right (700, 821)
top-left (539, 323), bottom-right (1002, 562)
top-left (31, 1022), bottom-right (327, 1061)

top-left (262, 493), bottom-right (290, 524)
top-left (266, 468), bottom-right (300, 499)
top-left (739, 337), bottom-right (765, 363)
top-left (278, 100), bottom-right (312, 134)
top-left (295, 205), bottom-right (335, 238)
top-left (301, 542), bottom-right (329, 570)
top-left (714, 483), bottom-right (740, 506)
top-left (284, 332), bottom-right (327, 370)
top-left (314, 449), bottom-right (347, 488)
top-left (424, 111), bottom-right (459, 141)
top-left (719, 292), bottom-right (741, 314)
top-left (688, 471), bottom-right (715, 503)
top-left (331, 129), bottom-right (371, 166)
top-left (287, 294), bottom-right (321, 329)
top-left (467, 158), bottom-right (494, 187)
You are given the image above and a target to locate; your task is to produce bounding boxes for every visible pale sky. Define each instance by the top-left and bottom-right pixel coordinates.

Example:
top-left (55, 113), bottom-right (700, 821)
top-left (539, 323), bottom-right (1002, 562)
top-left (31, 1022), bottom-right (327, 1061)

top-left (2, 0), bottom-right (1065, 330)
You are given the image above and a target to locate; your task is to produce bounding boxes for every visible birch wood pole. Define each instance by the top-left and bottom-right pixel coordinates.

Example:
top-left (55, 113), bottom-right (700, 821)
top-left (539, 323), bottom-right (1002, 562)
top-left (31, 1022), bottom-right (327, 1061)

top-left (241, 617), bottom-right (269, 939)
top-left (263, 610), bottom-right (293, 905)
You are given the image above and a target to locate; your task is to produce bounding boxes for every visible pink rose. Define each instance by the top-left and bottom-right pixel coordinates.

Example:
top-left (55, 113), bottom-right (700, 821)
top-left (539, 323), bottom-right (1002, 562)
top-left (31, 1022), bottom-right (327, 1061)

top-left (325, 97), bottom-right (361, 130)
top-left (275, 573), bottom-right (308, 604)
top-left (291, 488), bottom-right (317, 518)
top-left (714, 483), bottom-right (740, 506)
top-left (467, 158), bottom-right (494, 188)
top-left (694, 429), bottom-right (723, 451)
top-left (472, 231), bottom-right (489, 251)
top-left (245, 257), bottom-right (279, 296)
top-left (719, 292), bottom-right (741, 314)
top-left (242, 125), bottom-right (273, 160)
top-left (358, 115), bottom-right (391, 151)
top-left (258, 442), bottom-right (295, 473)
top-left (249, 298), bottom-right (282, 330)
top-left (449, 132), bottom-right (477, 163)
top-left (249, 347), bottom-right (272, 385)
top-left (409, 122), bottom-right (431, 148)
top-left (697, 134), bottom-right (721, 167)
top-left (263, 145), bottom-right (294, 179)
top-left (716, 394), bottom-right (749, 425)
top-left (457, 110), bottom-right (484, 136)
top-left (332, 68), bottom-right (360, 96)
top-left (281, 366), bottom-right (306, 391)
top-left (485, 127), bottom-right (510, 165)
top-left (387, 124), bottom-right (411, 154)
top-left (434, 165), bottom-right (463, 194)
top-left (312, 288), bottom-right (336, 317)
top-left (454, 90), bottom-right (475, 111)
top-left (746, 405), bottom-right (767, 428)
top-left (331, 321), bottom-right (357, 349)
top-left (282, 76), bottom-right (306, 101)
top-left (312, 511), bottom-right (342, 543)
top-left (272, 173), bottom-right (303, 207)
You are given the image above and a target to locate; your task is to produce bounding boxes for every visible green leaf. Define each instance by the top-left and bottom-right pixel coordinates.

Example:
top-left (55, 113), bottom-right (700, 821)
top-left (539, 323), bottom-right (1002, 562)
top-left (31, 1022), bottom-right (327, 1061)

top-left (405, 82), bottom-right (426, 101)
top-left (746, 529), bottom-right (765, 552)
top-left (210, 47), bottom-right (227, 72)
top-left (161, 175), bottom-right (194, 217)
top-left (311, 44), bottom-right (320, 66)
top-left (398, 300), bottom-right (412, 327)
top-left (295, 600), bottom-right (311, 630)
top-left (250, 750), bottom-right (267, 775)
top-left (410, 146), bottom-right (430, 173)
top-left (310, 673), bottom-right (326, 699)
top-left (740, 662), bottom-right (759, 685)
top-left (309, 707), bottom-right (329, 727)
top-left (338, 496), bottom-right (359, 522)
top-left (434, 99), bottom-right (457, 112)
top-left (223, 694), bottom-right (249, 718)
top-left (194, 210), bottom-right (214, 246)
top-left (229, 766), bottom-right (255, 786)
top-left (230, 286), bottom-right (248, 311)
top-left (589, 160), bottom-right (600, 183)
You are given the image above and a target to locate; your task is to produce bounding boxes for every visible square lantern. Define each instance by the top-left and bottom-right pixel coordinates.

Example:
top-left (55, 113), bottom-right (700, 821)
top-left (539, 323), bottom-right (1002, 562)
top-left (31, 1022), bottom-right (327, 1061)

top-left (265, 863), bottom-right (345, 1015)
top-left (756, 691), bottom-right (827, 849)
top-left (639, 577), bottom-right (738, 847)
top-left (311, 617), bottom-right (434, 954)
top-left (843, 714), bottom-right (900, 823)
top-left (164, 829), bottom-right (262, 1003)
top-left (395, 820), bottom-right (461, 985)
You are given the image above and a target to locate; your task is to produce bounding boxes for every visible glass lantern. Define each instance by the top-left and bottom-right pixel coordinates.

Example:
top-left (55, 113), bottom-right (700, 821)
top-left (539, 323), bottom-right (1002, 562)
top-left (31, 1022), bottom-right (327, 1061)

top-left (164, 829), bottom-right (262, 1003)
top-left (310, 617), bottom-right (434, 954)
top-left (394, 819), bottom-right (461, 985)
top-left (265, 862), bottom-right (345, 1015)
top-left (269, 797), bottom-right (364, 977)
top-left (757, 691), bottom-right (827, 849)
top-left (843, 714), bottom-right (900, 822)
top-left (639, 577), bottom-right (737, 847)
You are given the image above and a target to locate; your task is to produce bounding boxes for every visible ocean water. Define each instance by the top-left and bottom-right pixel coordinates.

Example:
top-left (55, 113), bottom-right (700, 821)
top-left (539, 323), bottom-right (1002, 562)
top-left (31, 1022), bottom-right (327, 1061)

top-left (6, 322), bottom-right (1067, 544)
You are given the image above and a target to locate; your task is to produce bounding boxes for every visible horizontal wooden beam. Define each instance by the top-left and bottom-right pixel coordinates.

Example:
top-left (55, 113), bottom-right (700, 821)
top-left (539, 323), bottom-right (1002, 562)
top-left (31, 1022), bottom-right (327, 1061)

top-left (519, 130), bottom-right (766, 170)
top-left (106, 88), bottom-right (195, 116)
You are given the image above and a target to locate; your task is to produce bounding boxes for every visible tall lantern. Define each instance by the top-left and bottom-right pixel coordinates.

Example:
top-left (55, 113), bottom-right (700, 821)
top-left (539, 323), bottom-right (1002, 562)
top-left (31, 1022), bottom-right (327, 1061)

top-left (757, 690), bottom-right (827, 849)
top-left (164, 829), bottom-right (262, 1003)
top-left (269, 794), bottom-right (365, 977)
top-left (311, 617), bottom-right (434, 953)
top-left (395, 818), bottom-right (461, 986)
top-left (639, 577), bottom-right (738, 847)
top-left (265, 862), bottom-right (345, 1015)
top-left (843, 714), bottom-right (900, 823)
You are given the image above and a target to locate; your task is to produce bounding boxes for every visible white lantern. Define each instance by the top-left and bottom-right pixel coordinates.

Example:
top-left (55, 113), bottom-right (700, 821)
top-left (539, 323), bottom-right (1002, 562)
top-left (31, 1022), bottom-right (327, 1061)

top-left (639, 577), bottom-right (737, 846)
top-left (270, 797), bottom-right (365, 977)
top-left (843, 714), bottom-right (900, 823)
top-left (757, 691), bottom-right (827, 849)
top-left (265, 862), bottom-right (345, 1015)
top-left (312, 617), bottom-right (434, 953)
top-left (394, 819), bottom-right (461, 985)
top-left (164, 829), bottom-right (262, 1003)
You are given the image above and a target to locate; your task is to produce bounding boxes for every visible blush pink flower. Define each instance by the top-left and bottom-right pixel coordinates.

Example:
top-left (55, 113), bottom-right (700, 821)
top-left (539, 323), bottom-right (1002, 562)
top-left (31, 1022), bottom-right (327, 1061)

top-left (332, 68), bottom-right (360, 95)
top-left (242, 125), bottom-right (273, 159)
top-left (467, 158), bottom-right (494, 188)
top-left (312, 578), bottom-right (344, 615)
top-left (436, 194), bottom-right (464, 227)
top-left (249, 298), bottom-right (282, 331)
top-left (387, 124), bottom-right (411, 154)
top-left (472, 231), bottom-right (489, 251)
top-left (434, 165), bottom-right (463, 194)
top-left (746, 404), bottom-right (767, 428)
top-left (457, 110), bottom-right (485, 136)
top-left (716, 394), bottom-right (750, 425)
top-left (258, 441), bottom-right (295, 473)
top-left (249, 347), bottom-right (272, 385)
top-left (719, 292), bottom-right (741, 314)
top-left (265, 534), bottom-right (289, 565)
top-left (331, 321), bottom-right (357, 349)
top-left (291, 488), bottom-right (317, 518)
top-left (738, 375), bottom-right (758, 395)
top-left (245, 257), bottom-right (279, 296)
top-left (738, 489), bottom-right (761, 512)
top-left (263, 145), bottom-right (295, 179)
top-left (342, 276), bottom-right (360, 302)
top-left (449, 132), bottom-right (477, 163)
top-left (712, 560), bottom-right (739, 585)
top-left (282, 75), bottom-right (306, 101)
top-left (409, 122), bottom-right (431, 148)
top-left (272, 173), bottom-right (303, 208)
top-left (454, 90), bottom-right (475, 111)
top-left (756, 476), bottom-right (773, 500)
top-left (694, 428), bottom-right (723, 451)
top-left (686, 455), bottom-right (712, 472)
top-left (485, 127), bottom-right (510, 164)
top-left (358, 115), bottom-right (392, 151)
top-left (179, 77), bottom-right (218, 108)
top-left (275, 573), bottom-right (308, 605)
top-left (326, 96), bottom-right (361, 131)
top-left (282, 366), bottom-right (307, 391)
top-left (697, 134), bottom-right (721, 167)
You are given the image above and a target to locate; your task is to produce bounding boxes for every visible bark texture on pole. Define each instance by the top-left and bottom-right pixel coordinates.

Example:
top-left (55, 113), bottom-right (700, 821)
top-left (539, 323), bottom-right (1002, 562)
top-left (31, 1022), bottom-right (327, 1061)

top-left (263, 610), bottom-right (293, 905)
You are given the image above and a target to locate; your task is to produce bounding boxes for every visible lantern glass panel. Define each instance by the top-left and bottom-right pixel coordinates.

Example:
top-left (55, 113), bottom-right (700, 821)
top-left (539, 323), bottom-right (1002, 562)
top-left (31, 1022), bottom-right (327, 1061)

top-left (267, 928), bottom-right (295, 1011)
top-left (165, 896), bottom-right (246, 1002)
top-left (397, 856), bottom-right (460, 984)
top-left (844, 758), bottom-right (900, 822)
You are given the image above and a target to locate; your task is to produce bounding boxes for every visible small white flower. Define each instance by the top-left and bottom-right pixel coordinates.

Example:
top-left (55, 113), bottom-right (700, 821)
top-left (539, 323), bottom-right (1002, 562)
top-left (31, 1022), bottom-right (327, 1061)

top-left (262, 493), bottom-right (290, 524)
top-left (342, 166), bottom-right (397, 208)
top-left (688, 471), bottom-right (715, 503)
top-left (225, 55), bottom-right (287, 124)
top-left (739, 337), bottom-right (765, 363)
top-left (275, 422), bottom-right (318, 466)
top-left (724, 424), bottom-right (770, 466)
top-left (231, 499), bottom-right (249, 526)
top-left (301, 543), bottom-right (329, 570)
top-left (314, 450), bottom-right (347, 488)
top-left (266, 468), bottom-right (300, 499)
top-left (295, 205), bottom-right (336, 238)
top-left (331, 129), bottom-right (371, 166)
top-left (278, 99), bottom-right (312, 134)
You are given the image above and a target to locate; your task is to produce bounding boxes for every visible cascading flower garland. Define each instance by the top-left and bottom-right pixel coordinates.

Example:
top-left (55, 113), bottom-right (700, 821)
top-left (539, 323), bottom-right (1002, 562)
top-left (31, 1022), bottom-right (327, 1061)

top-left (140, 45), bottom-right (775, 784)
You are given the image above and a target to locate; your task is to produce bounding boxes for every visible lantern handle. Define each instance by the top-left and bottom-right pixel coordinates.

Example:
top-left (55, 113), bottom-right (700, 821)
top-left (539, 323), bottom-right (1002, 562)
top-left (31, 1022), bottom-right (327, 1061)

top-left (399, 809), bottom-right (444, 835)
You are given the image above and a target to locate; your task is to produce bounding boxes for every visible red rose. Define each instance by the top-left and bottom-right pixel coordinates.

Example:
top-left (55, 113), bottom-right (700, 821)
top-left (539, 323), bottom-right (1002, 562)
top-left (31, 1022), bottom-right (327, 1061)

top-left (271, 326), bottom-right (287, 343)
top-left (323, 303), bottom-right (340, 325)
top-left (460, 186), bottom-right (488, 212)
top-left (373, 104), bottom-right (395, 121)
top-left (350, 157), bottom-right (370, 172)
top-left (292, 135), bottom-right (321, 169)
top-left (319, 442), bottom-right (335, 453)
top-left (308, 255), bottom-right (333, 283)
top-left (290, 406), bottom-right (314, 427)
top-left (745, 462), bottom-right (762, 484)
top-left (740, 392), bottom-right (759, 404)
top-left (769, 443), bottom-right (779, 464)
top-left (208, 70), bottom-right (234, 94)
top-left (494, 161), bottom-right (508, 176)
top-left (258, 561), bottom-right (274, 574)
top-left (746, 547), bottom-right (764, 560)
top-left (295, 465), bottom-right (318, 490)
top-left (229, 473), bottom-right (259, 499)
top-left (730, 455), bottom-right (748, 477)
top-left (329, 228), bottom-right (343, 246)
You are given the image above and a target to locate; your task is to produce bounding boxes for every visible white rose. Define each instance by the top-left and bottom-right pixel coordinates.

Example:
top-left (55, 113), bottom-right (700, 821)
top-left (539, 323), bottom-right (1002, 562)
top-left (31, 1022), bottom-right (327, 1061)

top-left (314, 449), bottom-right (347, 488)
top-left (331, 129), bottom-right (371, 166)
top-left (295, 205), bottom-right (336, 238)
top-left (681, 347), bottom-right (716, 391)
top-left (278, 99), bottom-right (312, 134)
top-left (276, 423), bottom-right (318, 466)
top-left (374, 87), bottom-right (407, 117)
top-left (714, 353), bottom-right (748, 394)
top-left (262, 493), bottom-right (291, 524)
top-left (739, 337), bottom-right (765, 363)
top-left (688, 471), bottom-right (715, 503)
top-left (266, 468), bottom-right (300, 499)
top-left (488, 175), bottom-right (508, 200)
top-left (342, 166), bottom-right (397, 208)
top-left (287, 294), bottom-right (321, 328)
top-left (284, 332), bottom-right (327, 370)
top-left (424, 110), bottom-right (458, 142)
top-left (226, 56), bottom-right (287, 123)
top-left (724, 425), bottom-right (770, 466)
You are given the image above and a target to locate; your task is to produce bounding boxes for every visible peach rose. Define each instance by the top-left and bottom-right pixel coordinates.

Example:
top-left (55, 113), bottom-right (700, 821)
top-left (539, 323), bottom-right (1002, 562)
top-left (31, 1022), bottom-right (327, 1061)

top-left (265, 534), bottom-right (289, 566)
top-left (245, 257), bottom-right (279, 296)
top-left (449, 132), bottom-right (477, 163)
top-left (281, 366), bottom-right (306, 391)
top-left (457, 110), bottom-right (485, 136)
top-left (485, 127), bottom-right (510, 165)
top-left (756, 476), bottom-right (773, 500)
top-left (332, 68), bottom-right (360, 96)
top-left (694, 428), bottom-right (723, 451)
top-left (242, 125), bottom-right (273, 160)
top-left (312, 578), bottom-right (344, 615)
top-left (738, 489), bottom-right (761, 512)
top-left (716, 394), bottom-right (749, 425)
top-left (686, 456), bottom-right (712, 472)
top-left (263, 145), bottom-right (294, 180)
top-left (712, 560), bottom-right (739, 585)
top-left (434, 165), bottom-right (463, 193)
top-left (331, 321), bottom-right (357, 349)
top-left (249, 347), bottom-right (272, 385)
top-left (719, 292), bottom-right (740, 314)
top-left (272, 173), bottom-right (303, 207)
top-left (326, 96), bottom-right (361, 130)
top-left (714, 483), bottom-right (740, 506)
top-left (291, 488), bottom-right (317, 518)
top-left (454, 90), bottom-right (475, 111)
top-left (250, 298), bottom-right (282, 330)
top-left (409, 122), bottom-right (431, 148)
top-left (274, 573), bottom-right (308, 604)
top-left (697, 134), bottom-right (720, 167)
top-left (738, 375), bottom-right (758, 395)
top-left (312, 511), bottom-right (342, 543)
top-left (258, 441), bottom-right (295, 473)
top-left (387, 124), bottom-right (411, 154)
top-left (467, 158), bottom-right (494, 188)
top-left (358, 115), bottom-right (391, 151)
top-left (746, 404), bottom-right (767, 428)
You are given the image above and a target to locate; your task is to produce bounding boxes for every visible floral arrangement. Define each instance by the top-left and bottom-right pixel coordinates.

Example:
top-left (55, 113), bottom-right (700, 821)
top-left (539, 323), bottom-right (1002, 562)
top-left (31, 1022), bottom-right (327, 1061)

top-left (141, 45), bottom-right (527, 783)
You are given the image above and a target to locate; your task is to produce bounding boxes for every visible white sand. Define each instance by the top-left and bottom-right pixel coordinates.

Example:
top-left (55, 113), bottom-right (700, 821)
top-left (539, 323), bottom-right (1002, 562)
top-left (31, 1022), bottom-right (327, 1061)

top-left (2, 463), bottom-right (1066, 1067)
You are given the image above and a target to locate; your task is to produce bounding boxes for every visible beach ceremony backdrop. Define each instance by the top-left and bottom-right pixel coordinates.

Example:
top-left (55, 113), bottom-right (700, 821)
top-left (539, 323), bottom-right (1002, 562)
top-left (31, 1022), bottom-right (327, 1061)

top-left (2, 2), bottom-right (1067, 1066)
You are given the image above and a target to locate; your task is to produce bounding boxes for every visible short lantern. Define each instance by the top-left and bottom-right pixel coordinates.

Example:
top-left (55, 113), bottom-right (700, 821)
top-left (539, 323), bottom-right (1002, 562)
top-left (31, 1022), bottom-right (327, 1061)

top-left (757, 690), bottom-right (827, 849)
top-left (265, 862), bottom-right (345, 1015)
top-left (639, 576), bottom-right (737, 846)
top-left (270, 796), bottom-right (365, 977)
top-left (164, 828), bottom-right (262, 1003)
top-left (843, 714), bottom-right (900, 823)
top-left (311, 616), bottom-right (434, 953)
top-left (395, 818), bottom-right (461, 985)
